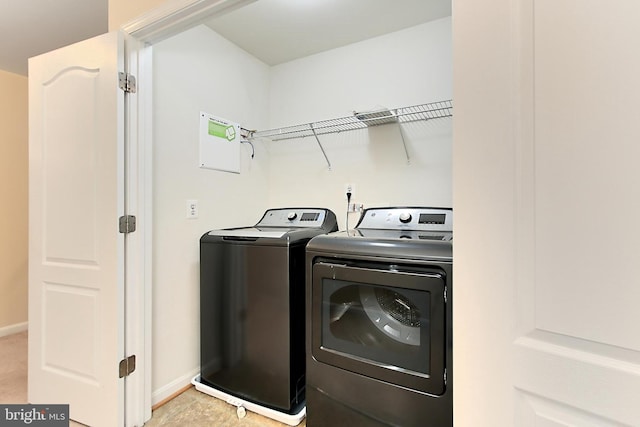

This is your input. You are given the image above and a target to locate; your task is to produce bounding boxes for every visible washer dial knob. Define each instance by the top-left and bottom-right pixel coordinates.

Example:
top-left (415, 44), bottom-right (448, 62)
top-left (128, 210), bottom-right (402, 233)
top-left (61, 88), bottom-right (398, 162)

top-left (399, 212), bottom-right (412, 223)
top-left (287, 212), bottom-right (297, 221)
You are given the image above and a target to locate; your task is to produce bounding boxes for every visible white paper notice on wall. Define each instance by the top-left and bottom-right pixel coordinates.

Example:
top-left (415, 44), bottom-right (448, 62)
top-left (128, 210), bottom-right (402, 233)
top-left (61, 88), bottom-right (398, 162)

top-left (199, 112), bottom-right (241, 174)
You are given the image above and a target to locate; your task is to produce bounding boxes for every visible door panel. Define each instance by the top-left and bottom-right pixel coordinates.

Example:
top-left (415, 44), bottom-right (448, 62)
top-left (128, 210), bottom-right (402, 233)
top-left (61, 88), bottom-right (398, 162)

top-left (43, 283), bottom-right (99, 382)
top-left (43, 67), bottom-right (100, 264)
top-left (453, 0), bottom-right (640, 426)
top-left (28, 32), bottom-right (124, 427)
top-left (532, 0), bottom-right (640, 351)
top-left (515, 0), bottom-right (640, 425)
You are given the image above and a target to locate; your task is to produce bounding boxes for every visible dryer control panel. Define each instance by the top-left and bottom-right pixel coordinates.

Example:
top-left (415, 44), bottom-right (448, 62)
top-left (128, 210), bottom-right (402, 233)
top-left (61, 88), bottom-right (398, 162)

top-left (356, 207), bottom-right (453, 232)
top-left (257, 208), bottom-right (335, 229)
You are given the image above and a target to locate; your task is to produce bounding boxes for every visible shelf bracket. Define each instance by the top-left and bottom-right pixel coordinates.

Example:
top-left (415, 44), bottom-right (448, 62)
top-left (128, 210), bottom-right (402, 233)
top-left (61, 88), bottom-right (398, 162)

top-left (310, 124), bottom-right (332, 170)
top-left (397, 121), bottom-right (411, 165)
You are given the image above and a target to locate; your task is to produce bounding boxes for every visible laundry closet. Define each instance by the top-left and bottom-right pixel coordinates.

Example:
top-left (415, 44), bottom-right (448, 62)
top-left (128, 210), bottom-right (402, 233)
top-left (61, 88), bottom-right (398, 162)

top-left (150, 10), bottom-right (452, 404)
top-left (28, 0), bottom-right (640, 425)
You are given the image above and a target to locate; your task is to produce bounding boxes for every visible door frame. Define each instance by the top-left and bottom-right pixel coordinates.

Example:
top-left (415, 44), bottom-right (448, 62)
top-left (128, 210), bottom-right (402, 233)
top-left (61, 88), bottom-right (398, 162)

top-left (120, 0), bottom-right (256, 424)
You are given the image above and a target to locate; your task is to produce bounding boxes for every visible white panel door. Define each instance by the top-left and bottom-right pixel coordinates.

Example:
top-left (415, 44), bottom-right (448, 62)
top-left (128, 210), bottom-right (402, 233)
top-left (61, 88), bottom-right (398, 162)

top-left (514, 1), bottom-right (640, 424)
top-left (454, 0), bottom-right (640, 426)
top-left (28, 32), bottom-right (125, 427)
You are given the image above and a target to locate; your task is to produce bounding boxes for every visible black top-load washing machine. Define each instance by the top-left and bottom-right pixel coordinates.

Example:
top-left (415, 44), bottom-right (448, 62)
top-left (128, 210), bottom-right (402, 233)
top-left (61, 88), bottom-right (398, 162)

top-left (195, 208), bottom-right (337, 424)
top-left (305, 207), bottom-right (453, 427)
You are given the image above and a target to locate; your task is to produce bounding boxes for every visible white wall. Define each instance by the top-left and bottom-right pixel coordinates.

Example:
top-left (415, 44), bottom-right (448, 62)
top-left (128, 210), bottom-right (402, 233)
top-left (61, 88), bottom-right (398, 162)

top-left (266, 18), bottom-right (452, 227)
top-left (269, 18), bottom-right (452, 127)
top-left (150, 17), bottom-right (452, 401)
top-left (152, 24), bottom-right (270, 402)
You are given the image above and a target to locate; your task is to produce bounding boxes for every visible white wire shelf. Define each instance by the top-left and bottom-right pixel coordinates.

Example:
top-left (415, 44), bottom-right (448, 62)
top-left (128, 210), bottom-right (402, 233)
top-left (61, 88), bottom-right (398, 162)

top-left (249, 99), bottom-right (453, 142)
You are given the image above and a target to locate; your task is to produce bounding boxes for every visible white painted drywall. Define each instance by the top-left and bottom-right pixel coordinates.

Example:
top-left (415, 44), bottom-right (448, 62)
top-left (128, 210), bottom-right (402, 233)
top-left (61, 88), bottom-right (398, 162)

top-left (268, 18), bottom-right (452, 127)
top-left (266, 18), bottom-right (452, 227)
top-left (152, 24), bottom-right (270, 401)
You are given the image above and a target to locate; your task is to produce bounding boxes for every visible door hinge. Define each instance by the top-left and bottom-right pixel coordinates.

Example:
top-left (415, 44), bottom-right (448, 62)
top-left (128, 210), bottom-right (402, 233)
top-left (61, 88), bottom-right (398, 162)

top-left (444, 368), bottom-right (447, 385)
top-left (118, 72), bottom-right (137, 93)
top-left (444, 286), bottom-right (448, 303)
top-left (119, 355), bottom-right (136, 378)
top-left (119, 215), bottom-right (137, 234)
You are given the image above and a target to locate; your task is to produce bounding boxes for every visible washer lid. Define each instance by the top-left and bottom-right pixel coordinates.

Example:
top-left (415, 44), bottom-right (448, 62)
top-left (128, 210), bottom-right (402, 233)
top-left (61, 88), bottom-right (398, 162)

top-left (206, 227), bottom-right (289, 239)
top-left (203, 208), bottom-right (338, 243)
top-left (203, 225), bottom-right (334, 244)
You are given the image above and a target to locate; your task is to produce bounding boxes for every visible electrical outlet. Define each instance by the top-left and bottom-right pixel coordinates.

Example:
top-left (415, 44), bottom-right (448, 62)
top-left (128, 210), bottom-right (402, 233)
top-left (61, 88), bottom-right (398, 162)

top-left (348, 203), bottom-right (364, 213)
top-left (344, 183), bottom-right (355, 198)
top-left (186, 199), bottom-right (198, 219)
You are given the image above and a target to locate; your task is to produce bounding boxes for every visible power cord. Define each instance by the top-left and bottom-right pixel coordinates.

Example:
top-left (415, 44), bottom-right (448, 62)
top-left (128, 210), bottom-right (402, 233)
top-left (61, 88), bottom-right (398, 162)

top-left (345, 188), bottom-right (352, 233)
top-left (240, 140), bottom-right (255, 158)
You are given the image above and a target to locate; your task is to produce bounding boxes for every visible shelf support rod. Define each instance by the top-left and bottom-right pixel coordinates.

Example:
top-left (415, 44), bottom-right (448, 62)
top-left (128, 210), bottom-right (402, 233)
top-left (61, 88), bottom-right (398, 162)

top-left (396, 121), bottom-right (411, 165)
top-left (310, 124), bottom-right (332, 170)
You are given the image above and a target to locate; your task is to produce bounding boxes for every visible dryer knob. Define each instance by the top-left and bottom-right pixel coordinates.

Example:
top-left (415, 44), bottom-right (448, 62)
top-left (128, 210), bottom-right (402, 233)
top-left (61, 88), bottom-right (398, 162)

top-left (287, 212), bottom-right (297, 221)
top-left (399, 212), bottom-right (412, 223)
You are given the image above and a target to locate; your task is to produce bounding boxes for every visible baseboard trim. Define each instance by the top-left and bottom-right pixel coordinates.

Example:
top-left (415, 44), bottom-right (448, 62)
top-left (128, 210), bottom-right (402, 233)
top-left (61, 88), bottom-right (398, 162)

top-left (152, 383), bottom-right (192, 410)
top-left (0, 321), bottom-right (28, 338)
top-left (151, 367), bottom-right (199, 407)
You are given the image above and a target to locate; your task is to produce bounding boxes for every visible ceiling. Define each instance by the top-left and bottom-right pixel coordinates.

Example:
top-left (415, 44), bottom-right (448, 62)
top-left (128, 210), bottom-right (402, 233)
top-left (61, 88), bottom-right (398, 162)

top-left (0, 0), bottom-right (450, 77)
top-left (206, 0), bottom-right (452, 66)
top-left (0, 0), bottom-right (107, 76)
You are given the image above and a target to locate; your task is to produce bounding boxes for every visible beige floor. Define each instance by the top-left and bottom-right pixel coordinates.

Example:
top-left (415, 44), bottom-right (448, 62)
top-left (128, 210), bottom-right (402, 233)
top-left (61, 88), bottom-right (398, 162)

top-left (147, 387), bottom-right (305, 427)
top-left (0, 331), bottom-right (305, 426)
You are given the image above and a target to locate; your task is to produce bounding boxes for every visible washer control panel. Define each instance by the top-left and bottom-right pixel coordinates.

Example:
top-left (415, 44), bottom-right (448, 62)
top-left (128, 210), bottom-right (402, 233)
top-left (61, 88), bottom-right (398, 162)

top-left (257, 208), bottom-right (329, 228)
top-left (356, 207), bottom-right (453, 232)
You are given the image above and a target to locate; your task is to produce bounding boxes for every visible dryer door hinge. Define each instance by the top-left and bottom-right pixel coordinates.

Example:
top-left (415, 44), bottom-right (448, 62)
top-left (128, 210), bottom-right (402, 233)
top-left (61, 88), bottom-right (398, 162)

top-left (119, 355), bottom-right (136, 378)
top-left (118, 72), bottom-right (137, 93)
top-left (119, 215), bottom-right (136, 234)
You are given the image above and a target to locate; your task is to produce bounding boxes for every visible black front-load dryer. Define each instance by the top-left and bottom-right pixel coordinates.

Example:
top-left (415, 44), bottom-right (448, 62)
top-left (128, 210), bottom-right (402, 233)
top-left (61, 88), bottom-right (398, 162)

top-left (196, 207), bottom-right (337, 423)
top-left (305, 207), bottom-right (453, 427)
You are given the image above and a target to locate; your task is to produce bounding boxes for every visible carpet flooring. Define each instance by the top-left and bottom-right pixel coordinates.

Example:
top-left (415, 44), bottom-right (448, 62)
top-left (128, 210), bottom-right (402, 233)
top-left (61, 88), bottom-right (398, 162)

top-left (0, 330), bottom-right (27, 404)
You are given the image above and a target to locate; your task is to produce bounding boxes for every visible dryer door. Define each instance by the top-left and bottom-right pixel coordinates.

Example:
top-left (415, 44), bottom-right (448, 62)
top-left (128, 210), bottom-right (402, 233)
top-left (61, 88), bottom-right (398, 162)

top-left (311, 260), bottom-right (447, 395)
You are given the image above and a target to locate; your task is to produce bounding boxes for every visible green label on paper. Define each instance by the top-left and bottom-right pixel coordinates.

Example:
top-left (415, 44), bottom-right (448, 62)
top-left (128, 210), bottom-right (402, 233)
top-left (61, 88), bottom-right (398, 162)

top-left (208, 119), bottom-right (236, 141)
